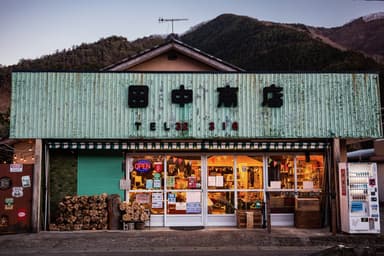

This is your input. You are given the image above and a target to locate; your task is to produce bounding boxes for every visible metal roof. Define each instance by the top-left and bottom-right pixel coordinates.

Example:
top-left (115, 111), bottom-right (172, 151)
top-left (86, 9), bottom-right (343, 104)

top-left (10, 72), bottom-right (382, 139)
top-left (102, 38), bottom-right (244, 72)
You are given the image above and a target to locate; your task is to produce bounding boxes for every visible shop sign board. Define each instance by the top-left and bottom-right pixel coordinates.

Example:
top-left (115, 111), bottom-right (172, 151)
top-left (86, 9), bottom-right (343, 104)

top-left (11, 73), bottom-right (382, 139)
top-left (134, 160), bottom-right (152, 173)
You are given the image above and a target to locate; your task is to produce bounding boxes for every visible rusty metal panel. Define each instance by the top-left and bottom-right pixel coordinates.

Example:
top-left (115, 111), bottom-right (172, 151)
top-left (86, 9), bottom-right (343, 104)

top-left (0, 164), bottom-right (33, 233)
top-left (10, 72), bottom-right (382, 139)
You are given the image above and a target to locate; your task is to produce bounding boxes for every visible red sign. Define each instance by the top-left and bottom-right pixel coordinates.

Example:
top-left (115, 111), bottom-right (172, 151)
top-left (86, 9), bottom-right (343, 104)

top-left (154, 162), bottom-right (163, 173)
top-left (341, 168), bottom-right (346, 196)
top-left (134, 160), bottom-right (152, 173)
top-left (17, 208), bottom-right (27, 222)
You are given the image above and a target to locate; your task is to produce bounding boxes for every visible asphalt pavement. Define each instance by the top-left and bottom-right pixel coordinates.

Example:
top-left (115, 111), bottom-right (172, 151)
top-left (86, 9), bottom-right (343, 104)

top-left (0, 227), bottom-right (382, 256)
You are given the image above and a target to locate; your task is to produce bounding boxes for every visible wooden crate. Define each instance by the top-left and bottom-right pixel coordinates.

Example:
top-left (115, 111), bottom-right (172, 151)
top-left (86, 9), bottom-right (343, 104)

top-left (236, 210), bottom-right (263, 228)
top-left (295, 198), bottom-right (320, 211)
top-left (294, 210), bottom-right (322, 228)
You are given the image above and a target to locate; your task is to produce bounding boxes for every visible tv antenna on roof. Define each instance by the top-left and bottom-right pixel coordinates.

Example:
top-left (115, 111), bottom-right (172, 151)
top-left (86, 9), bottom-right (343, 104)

top-left (158, 17), bottom-right (188, 34)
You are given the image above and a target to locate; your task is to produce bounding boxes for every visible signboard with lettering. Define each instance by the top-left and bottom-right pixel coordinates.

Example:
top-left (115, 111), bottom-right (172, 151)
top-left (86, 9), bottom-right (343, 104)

top-left (11, 73), bottom-right (382, 139)
top-left (134, 160), bottom-right (152, 173)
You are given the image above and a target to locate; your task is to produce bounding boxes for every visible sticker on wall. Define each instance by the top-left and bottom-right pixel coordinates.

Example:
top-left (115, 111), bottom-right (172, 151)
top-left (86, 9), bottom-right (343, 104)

top-left (119, 179), bottom-right (130, 190)
top-left (0, 177), bottom-right (12, 190)
top-left (153, 162), bottom-right (163, 173)
top-left (12, 187), bottom-right (23, 198)
top-left (21, 176), bottom-right (31, 188)
top-left (4, 198), bottom-right (14, 210)
top-left (17, 208), bottom-right (27, 222)
top-left (10, 164), bottom-right (23, 173)
top-left (0, 215), bottom-right (9, 228)
top-left (146, 179), bottom-right (153, 189)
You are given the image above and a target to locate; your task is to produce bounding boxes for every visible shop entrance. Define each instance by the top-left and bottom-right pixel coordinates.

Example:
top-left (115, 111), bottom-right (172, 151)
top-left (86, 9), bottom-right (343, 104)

top-left (125, 154), bottom-right (266, 227)
top-left (125, 153), bottom-right (325, 227)
top-left (127, 155), bottom-right (204, 227)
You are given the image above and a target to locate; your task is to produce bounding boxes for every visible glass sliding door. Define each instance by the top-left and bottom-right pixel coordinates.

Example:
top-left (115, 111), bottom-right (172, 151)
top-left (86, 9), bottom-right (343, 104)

top-left (165, 155), bottom-right (203, 226)
top-left (236, 155), bottom-right (264, 211)
top-left (125, 152), bottom-right (326, 227)
top-left (127, 155), bottom-right (165, 226)
top-left (206, 155), bottom-right (236, 226)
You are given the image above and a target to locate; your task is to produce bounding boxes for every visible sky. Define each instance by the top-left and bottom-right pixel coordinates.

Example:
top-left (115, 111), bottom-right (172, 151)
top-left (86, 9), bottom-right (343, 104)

top-left (0, 0), bottom-right (384, 66)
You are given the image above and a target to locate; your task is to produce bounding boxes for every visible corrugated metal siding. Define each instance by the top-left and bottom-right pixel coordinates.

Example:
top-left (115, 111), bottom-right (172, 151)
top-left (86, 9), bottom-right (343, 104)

top-left (10, 72), bottom-right (382, 139)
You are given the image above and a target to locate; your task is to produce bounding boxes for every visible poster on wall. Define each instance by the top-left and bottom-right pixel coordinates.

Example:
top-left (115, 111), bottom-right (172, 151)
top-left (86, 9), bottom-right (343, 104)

top-left (188, 177), bottom-right (196, 188)
top-left (135, 193), bottom-right (150, 204)
top-left (186, 191), bottom-right (201, 203)
top-left (119, 179), bottom-right (130, 190)
top-left (21, 176), bottom-right (31, 188)
top-left (340, 164), bottom-right (347, 196)
top-left (146, 179), bottom-right (153, 189)
top-left (153, 179), bottom-right (161, 189)
top-left (168, 193), bottom-right (176, 204)
top-left (186, 202), bottom-right (201, 213)
top-left (208, 176), bottom-right (216, 186)
top-left (4, 198), bottom-right (14, 210)
top-left (10, 164), bottom-right (23, 173)
top-left (152, 193), bottom-right (163, 208)
top-left (216, 176), bottom-right (224, 187)
top-left (167, 176), bottom-right (175, 188)
top-left (176, 202), bottom-right (186, 211)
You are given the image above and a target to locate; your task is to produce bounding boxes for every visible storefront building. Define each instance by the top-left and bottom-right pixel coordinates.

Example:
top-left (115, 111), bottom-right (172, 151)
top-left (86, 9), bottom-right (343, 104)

top-left (10, 40), bottom-right (382, 231)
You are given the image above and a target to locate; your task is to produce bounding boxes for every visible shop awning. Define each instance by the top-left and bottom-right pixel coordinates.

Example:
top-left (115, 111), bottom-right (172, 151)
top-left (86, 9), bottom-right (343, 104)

top-left (47, 141), bottom-right (329, 151)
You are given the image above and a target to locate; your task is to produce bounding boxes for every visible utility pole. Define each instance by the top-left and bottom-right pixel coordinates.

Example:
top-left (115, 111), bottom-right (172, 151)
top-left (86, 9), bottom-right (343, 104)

top-left (158, 17), bottom-right (188, 34)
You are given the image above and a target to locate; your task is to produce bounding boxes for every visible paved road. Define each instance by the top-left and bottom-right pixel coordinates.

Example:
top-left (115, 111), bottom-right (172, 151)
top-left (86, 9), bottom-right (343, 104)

top-left (2, 246), bottom-right (327, 256)
top-left (0, 228), bottom-right (381, 256)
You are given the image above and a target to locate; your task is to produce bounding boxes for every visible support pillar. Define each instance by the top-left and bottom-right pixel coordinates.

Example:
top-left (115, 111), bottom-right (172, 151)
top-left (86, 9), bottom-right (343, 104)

top-left (331, 138), bottom-right (347, 235)
top-left (32, 139), bottom-right (42, 232)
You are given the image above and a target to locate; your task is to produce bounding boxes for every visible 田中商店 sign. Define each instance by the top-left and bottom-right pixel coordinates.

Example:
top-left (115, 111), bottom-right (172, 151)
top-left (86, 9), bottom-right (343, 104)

top-left (128, 83), bottom-right (283, 132)
top-left (10, 73), bottom-right (381, 139)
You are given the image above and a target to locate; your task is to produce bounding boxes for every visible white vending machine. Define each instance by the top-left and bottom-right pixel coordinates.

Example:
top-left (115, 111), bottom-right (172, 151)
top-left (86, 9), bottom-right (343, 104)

top-left (339, 162), bottom-right (380, 234)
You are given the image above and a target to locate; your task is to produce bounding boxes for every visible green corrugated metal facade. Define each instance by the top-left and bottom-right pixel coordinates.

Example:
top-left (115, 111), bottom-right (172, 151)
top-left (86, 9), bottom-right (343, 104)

top-left (10, 72), bottom-right (382, 139)
top-left (77, 151), bottom-right (124, 198)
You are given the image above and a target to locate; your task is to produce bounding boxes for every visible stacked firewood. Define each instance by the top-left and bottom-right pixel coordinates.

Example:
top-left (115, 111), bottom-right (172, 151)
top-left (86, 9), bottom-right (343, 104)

top-left (49, 194), bottom-right (109, 231)
top-left (120, 201), bottom-right (150, 223)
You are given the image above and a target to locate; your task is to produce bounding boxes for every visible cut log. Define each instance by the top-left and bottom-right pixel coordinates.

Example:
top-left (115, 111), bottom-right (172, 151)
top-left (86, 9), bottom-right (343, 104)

top-left (50, 193), bottom-right (110, 231)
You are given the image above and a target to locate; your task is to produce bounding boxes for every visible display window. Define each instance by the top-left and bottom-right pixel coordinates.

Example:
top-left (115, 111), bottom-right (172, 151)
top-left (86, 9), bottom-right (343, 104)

top-left (130, 155), bottom-right (164, 190)
top-left (166, 156), bottom-right (202, 215)
top-left (128, 192), bottom-right (164, 214)
top-left (125, 152), bottom-right (326, 225)
top-left (208, 192), bottom-right (235, 214)
top-left (267, 155), bottom-right (294, 189)
top-left (167, 191), bottom-right (202, 214)
top-left (237, 191), bottom-right (264, 210)
top-left (207, 155), bottom-right (234, 189)
top-left (268, 191), bottom-right (295, 213)
top-left (237, 156), bottom-right (263, 189)
top-left (266, 154), bottom-right (325, 214)
top-left (296, 154), bottom-right (324, 190)
top-left (166, 156), bottom-right (201, 190)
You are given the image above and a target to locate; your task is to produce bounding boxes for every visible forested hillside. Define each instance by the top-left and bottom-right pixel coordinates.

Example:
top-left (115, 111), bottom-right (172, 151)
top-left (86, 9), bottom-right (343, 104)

top-left (181, 14), bottom-right (381, 72)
